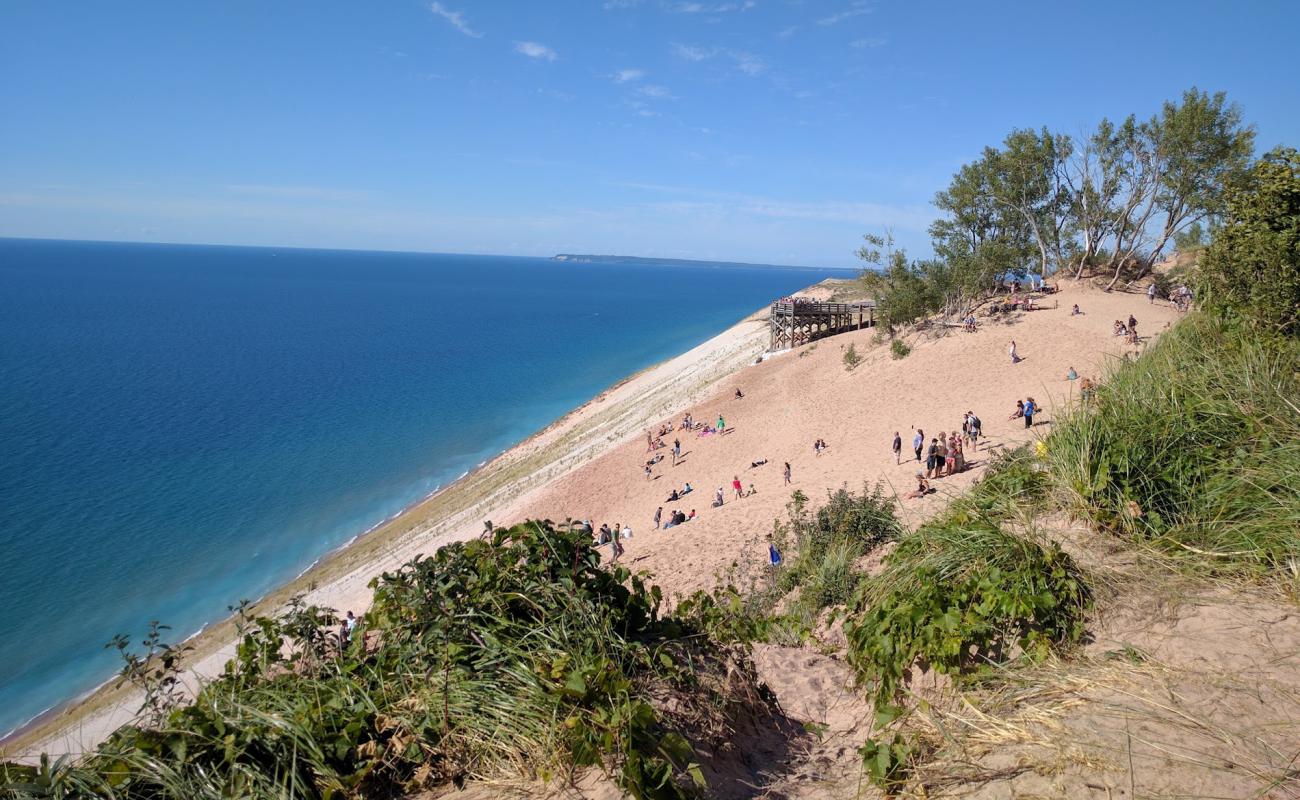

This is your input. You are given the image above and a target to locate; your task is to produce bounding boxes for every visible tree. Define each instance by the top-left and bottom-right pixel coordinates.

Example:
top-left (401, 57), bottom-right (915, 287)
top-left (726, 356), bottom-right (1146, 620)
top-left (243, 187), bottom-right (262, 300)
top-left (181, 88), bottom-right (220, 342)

top-left (991, 127), bottom-right (1074, 276)
top-left (1102, 89), bottom-right (1254, 289)
top-left (1197, 147), bottom-right (1300, 337)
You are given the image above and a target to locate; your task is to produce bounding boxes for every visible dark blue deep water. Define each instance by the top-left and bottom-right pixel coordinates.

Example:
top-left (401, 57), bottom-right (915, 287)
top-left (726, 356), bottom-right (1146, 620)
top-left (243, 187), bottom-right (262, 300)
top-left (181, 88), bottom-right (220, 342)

top-left (0, 238), bottom-right (841, 734)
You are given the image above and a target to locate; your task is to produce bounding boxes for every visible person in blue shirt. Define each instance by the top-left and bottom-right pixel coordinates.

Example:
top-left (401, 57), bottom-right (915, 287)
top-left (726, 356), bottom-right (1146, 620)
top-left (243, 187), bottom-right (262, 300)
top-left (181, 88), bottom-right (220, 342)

top-left (1023, 397), bottom-right (1036, 428)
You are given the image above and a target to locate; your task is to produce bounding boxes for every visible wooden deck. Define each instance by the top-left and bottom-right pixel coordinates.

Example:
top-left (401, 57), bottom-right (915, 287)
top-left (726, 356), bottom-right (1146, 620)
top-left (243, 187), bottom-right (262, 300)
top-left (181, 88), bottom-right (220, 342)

top-left (769, 300), bottom-right (876, 350)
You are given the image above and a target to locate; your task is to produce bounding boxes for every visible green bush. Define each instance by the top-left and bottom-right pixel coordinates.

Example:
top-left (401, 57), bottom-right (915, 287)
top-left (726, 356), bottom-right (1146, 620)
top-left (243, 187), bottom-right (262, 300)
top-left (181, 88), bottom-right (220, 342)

top-left (889, 339), bottom-right (911, 360)
top-left (1, 523), bottom-right (730, 800)
top-left (843, 343), bottom-right (863, 370)
top-left (1044, 314), bottom-right (1300, 575)
top-left (845, 520), bottom-right (1090, 710)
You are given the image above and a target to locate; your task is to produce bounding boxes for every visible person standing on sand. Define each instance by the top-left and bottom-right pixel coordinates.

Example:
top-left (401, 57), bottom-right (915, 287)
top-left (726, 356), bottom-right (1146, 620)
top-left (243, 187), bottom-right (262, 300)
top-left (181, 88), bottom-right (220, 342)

top-left (717, 414), bottom-right (725, 432)
top-left (1148, 283), bottom-right (1157, 304)
top-left (732, 475), bottom-right (743, 499)
top-left (673, 438), bottom-right (680, 465)
top-left (892, 431), bottom-right (902, 464)
top-left (926, 437), bottom-right (940, 478)
top-left (653, 506), bottom-right (662, 529)
top-left (1023, 397), bottom-right (1036, 428)
top-left (913, 429), bottom-right (924, 462)
top-left (783, 461), bottom-right (792, 484)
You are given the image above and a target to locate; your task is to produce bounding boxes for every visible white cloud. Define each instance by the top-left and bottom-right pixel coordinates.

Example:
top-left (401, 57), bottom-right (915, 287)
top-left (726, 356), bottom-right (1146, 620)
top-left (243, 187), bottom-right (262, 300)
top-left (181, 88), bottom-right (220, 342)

top-left (850, 36), bottom-right (886, 48)
top-left (514, 41), bottom-right (558, 61)
top-left (818, 1), bottom-right (871, 26)
top-left (671, 43), bottom-right (764, 76)
top-left (428, 2), bottom-right (482, 38)
top-left (637, 84), bottom-right (675, 99)
top-left (732, 51), bottom-right (764, 75)
top-left (613, 68), bottom-right (646, 83)
top-left (667, 1), bottom-right (755, 12)
top-left (671, 43), bottom-right (715, 61)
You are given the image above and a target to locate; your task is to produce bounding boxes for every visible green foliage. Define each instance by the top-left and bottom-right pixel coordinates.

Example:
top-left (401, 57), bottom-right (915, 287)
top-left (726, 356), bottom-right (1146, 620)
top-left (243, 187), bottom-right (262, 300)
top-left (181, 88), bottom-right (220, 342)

top-left (775, 484), bottom-right (903, 617)
top-left (1173, 221), bottom-right (1209, 253)
top-left (2, 523), bottom-right (733, 799)
top-left (845, 519), bottom-right (1090, 710)
top-left (1043, 314), bottom-right (1300, 575)
top-left (1197, 146), bottom-right (1300, 336)
top-left (842, 343), bottom-right (862, 371)
top-left (889, 339), bottom-right (911, 360)
top-left (858, 731), bottom-right (917, 795)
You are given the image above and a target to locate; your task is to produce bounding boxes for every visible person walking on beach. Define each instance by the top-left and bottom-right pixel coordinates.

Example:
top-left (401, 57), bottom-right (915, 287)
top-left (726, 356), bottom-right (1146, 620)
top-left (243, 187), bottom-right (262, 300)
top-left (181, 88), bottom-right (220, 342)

top-left (913, 429), bottom-right (925, 462)
top-left (1147, 283), bottom-right (1157, 304)
top-left (892, 431), bottom-right (902, 464)
top-left (610, 523), bottom-right (624, 562)
top-left (1023, 396), bottom-right (1036, 428)
top-left (653, 506), bottom-right (662, 529)
top-left (732, 475), bottom-right (744, 499)
top-left (783, 461), bottom-right (792, 484)
top-left (672, 438), bottom-right (681, 465)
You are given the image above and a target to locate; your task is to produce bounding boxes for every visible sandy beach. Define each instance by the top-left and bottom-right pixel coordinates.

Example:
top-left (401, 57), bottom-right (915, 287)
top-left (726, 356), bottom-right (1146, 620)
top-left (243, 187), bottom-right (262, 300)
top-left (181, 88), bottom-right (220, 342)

top-left (2, 278), bottom-right (1180, 762)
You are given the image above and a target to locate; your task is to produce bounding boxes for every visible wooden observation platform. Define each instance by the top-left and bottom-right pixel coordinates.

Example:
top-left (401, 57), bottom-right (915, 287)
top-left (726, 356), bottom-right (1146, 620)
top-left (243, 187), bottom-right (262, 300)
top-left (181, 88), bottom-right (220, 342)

top-left (769, 299), bottom-right (876, 350)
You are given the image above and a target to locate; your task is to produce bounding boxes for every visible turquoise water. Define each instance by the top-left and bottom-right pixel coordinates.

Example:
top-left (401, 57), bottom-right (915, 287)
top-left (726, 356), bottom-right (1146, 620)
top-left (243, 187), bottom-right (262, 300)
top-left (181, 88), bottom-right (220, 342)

top-left (0, 238), bottom-right (843, 735)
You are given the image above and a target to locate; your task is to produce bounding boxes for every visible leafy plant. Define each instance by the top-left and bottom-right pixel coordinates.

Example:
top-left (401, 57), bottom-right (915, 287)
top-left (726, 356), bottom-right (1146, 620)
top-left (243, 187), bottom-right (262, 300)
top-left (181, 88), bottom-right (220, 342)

top-left (842, 343), bottom-right (862, 370)
top-left (889, 339), bottom-right (911, 360)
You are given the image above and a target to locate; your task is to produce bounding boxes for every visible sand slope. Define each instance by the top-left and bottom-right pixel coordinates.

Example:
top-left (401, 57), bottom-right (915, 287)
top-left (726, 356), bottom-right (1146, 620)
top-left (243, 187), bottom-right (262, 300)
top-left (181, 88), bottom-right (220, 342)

top-left (499, 281), bottom-right (1177, 602)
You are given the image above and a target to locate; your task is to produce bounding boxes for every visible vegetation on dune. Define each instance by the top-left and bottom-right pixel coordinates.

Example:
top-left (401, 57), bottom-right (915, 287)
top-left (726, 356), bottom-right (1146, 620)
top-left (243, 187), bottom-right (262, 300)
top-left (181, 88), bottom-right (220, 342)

top-left (1045, 314), bottom-right (1300, 576)
top-left (859, 87), bottom-right (1255, 328)
top-left (1, 523), bottom-right (770, 800)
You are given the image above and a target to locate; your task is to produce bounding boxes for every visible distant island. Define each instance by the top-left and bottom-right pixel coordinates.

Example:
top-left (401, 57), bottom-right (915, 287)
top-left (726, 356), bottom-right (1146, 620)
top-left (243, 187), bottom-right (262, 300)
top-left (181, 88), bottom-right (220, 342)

top-left (552, 254), bottom-right (855, 272)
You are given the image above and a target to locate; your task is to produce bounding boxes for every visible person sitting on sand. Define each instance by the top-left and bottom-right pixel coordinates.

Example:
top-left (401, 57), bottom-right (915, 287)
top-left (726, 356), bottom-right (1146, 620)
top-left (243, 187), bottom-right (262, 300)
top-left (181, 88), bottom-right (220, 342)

top-left (687, 509), bottom-right (695, 521)
top-left (713, 486), bottom-right (725, 507)
top-left (964, 314), bottom-right (977, 332)
top-left (1009, 399), bottom-right (1025, 420)
top-left (747, 483), bottom-right (757, 497)
top-left (683, 482), bottom-right (693, 494)
top-left (750, 458), bottom-right (768, 468)
top-left (1065, 366), bottom-right (1078, 381)
top-left (1071, 303), bottom-right (1081, 315)
top-left (735, 388), bottom-right (744, 399)
top-left (905, 473), bottom-right (931, 499)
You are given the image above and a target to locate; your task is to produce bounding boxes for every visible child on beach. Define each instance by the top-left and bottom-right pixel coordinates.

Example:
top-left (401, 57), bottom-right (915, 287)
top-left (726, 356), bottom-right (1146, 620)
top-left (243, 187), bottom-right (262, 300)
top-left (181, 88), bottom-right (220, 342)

top-left (783, 462), bottom-right (792, 484)
top-left (1009, 400), bottom-right (1024, 421)
top-left (732, 476), bottom-right (743, 499)
top-left (905, 473), bottom-right (931, 499)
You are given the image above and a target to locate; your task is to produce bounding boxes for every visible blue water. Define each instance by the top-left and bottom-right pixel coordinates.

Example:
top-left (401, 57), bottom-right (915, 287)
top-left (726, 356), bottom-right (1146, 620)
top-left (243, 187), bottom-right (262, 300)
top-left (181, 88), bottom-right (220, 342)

top-left (0, 238), bottom-right (842, 735)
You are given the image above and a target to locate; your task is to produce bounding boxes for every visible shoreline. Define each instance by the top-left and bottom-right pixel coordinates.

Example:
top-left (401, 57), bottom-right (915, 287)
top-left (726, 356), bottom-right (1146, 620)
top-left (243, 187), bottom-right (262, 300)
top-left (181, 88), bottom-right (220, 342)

top-left (0, 294), bottom-right (790, 760)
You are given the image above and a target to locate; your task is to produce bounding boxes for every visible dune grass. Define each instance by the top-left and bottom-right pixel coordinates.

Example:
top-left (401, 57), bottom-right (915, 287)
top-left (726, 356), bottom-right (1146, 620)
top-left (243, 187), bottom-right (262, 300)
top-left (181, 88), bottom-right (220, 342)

top-left (1043, 313), bottom-right (1300, 580)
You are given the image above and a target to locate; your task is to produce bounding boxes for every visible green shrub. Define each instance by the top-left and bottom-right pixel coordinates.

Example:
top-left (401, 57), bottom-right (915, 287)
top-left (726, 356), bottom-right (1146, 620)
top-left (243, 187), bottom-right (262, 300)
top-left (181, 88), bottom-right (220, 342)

top-left (843, 343), bottom-right (863, 370)
top-left (889, 339), bottom-right (911, 360)
top-left (2, 523), bottom-right (730, 800)
top-left (1044, 314), bottom-right (1300, 575)
top-left (845, 521), bottom-right (1090, 709)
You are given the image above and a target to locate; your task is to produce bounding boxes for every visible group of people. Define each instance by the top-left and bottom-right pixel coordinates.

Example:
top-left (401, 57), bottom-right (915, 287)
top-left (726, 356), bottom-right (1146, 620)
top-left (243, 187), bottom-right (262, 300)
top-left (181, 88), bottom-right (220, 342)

top-left (1114, 314), bottom-right (1140, 344)
top-left (655, 506), bottom-right (693, 530)
top-left (1008, 396), bottom-right (1038, 428)
top-left (812, 438), bottom-right (829, 456)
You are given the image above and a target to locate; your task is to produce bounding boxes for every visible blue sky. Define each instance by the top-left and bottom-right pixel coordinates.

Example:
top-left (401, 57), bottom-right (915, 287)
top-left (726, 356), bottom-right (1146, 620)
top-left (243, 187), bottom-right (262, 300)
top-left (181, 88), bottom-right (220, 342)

top-left (2, 1), bottom-right (1297, 267)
